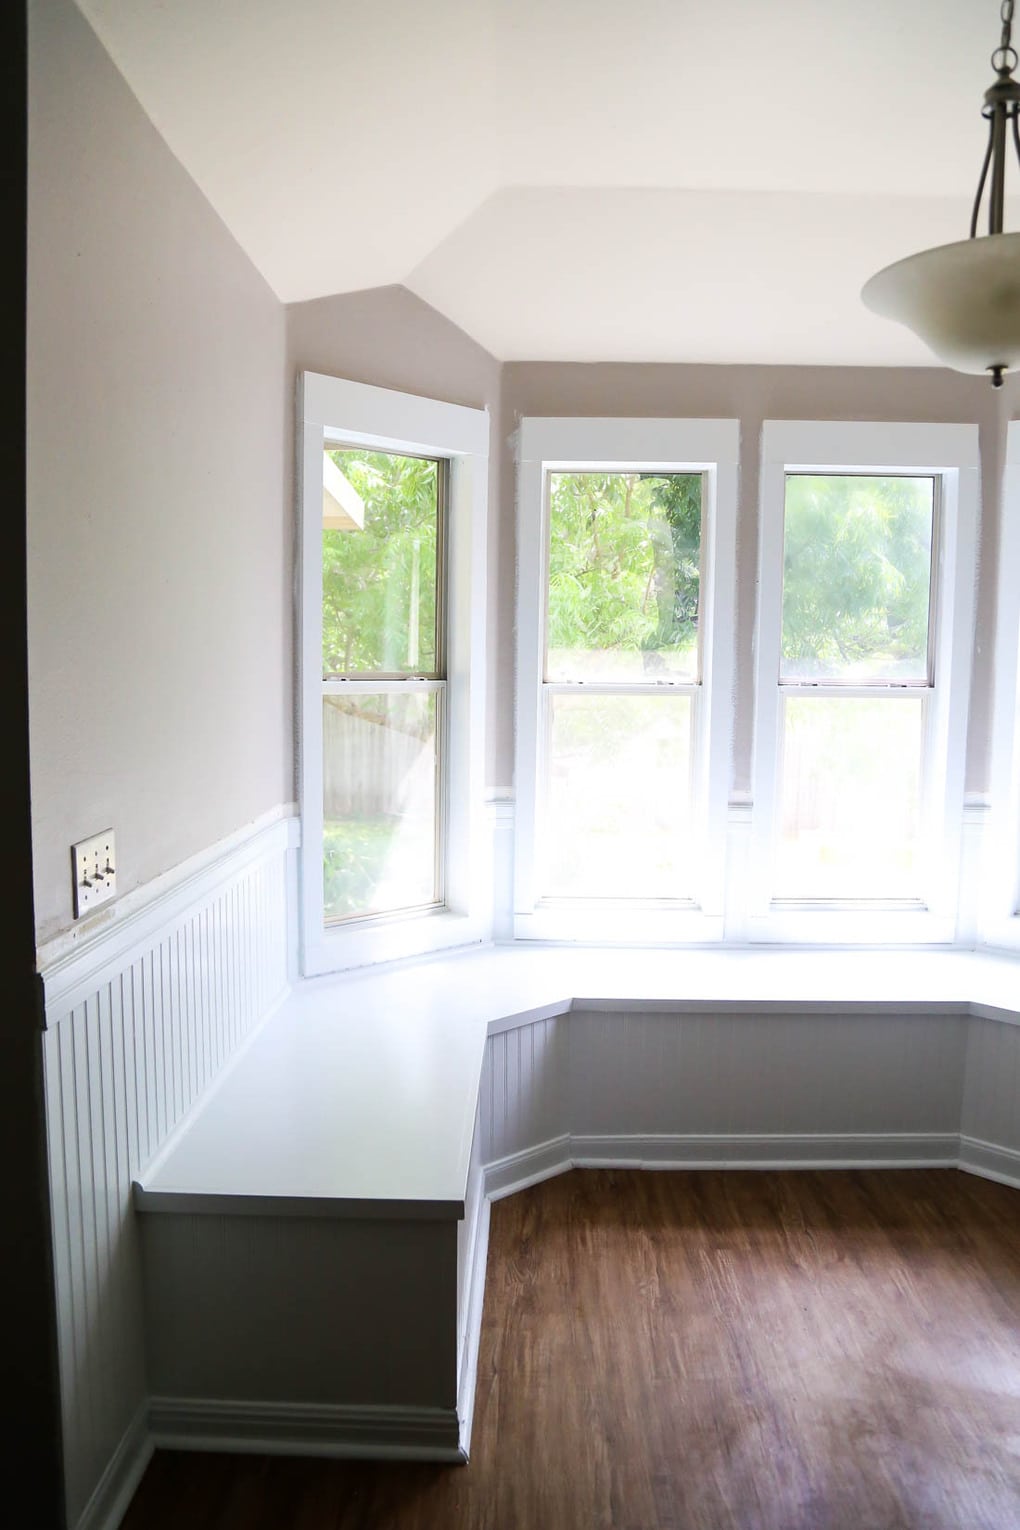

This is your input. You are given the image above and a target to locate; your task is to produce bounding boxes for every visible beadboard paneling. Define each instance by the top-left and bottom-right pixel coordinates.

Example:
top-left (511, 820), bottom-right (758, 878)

top-left (41, 815), bottom-right (294, 1530)
top-left (568, 1009), bottom-right (968, 1139)
top-left (962, 1015), bottom-right (1020, 1153)
top-left (479, 1013), bottom-right (568, 1165)
top-left (482, 1010), bottom-right (970, 1172)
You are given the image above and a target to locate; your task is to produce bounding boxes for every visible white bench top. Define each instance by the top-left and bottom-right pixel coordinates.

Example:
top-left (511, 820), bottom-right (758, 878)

top-left (134, 944), bottom-right (1020, 1220)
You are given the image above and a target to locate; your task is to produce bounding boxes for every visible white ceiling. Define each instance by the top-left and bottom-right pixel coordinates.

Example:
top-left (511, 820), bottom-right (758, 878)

top-left (75, 0), bottom-right (1013, 364)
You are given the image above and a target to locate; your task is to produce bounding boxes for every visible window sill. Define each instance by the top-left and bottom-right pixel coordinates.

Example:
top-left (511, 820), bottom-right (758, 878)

top-left (303, 904), bottom-right (492, 978)
top-left (513, 904), bottom-right (723, 945)
top-left (744, 908), bottom-right (956, 946)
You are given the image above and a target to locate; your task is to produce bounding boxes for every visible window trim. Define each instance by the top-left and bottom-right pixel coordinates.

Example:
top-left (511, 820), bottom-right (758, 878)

top-left (513, 416), bottom-right (740, 943)
top-left (749, 420), bottom-right (980, 945)
top-left (299, 372), bottom-right (488, 976)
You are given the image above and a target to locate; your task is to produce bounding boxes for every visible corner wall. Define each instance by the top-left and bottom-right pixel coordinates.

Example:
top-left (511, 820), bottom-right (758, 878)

top-left (27, 0), bottom-right (290, 948)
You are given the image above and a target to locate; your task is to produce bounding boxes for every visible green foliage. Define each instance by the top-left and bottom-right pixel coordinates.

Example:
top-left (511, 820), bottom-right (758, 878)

top-left (322, 450), bottom-right (439, 677)
top-left (547, 472), bottom-right (702, 677)
top-left (782, 476), bottom-right (933, 679)
top-left (323, 818), bottom-right (396, 920)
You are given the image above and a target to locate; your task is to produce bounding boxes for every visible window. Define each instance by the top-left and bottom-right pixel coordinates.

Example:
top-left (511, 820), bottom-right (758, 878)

top-left (514, 417), bottom-right (739, 942)
top-left (321, 446), bottom-right (445, 923)
top-left (299, 374), bottom-right (488, 975)
top-left (750, 422), bottom-right (979, 943)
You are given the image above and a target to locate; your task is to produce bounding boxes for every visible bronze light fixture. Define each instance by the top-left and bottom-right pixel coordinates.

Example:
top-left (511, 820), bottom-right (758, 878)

top-left (862, 0), bottom-right (1020, 386)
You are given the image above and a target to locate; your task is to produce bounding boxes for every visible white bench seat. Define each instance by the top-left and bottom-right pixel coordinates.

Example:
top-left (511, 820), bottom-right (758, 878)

top-left (131, 943), bottom-right (1020, 1465)
top-left (135, 944), bottom-right (1020, 1216)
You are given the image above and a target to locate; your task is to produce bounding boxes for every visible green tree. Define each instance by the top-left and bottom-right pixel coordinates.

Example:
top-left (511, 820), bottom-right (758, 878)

top-left (322, 449), bottom-right (439, 677)
top-left (547, 471), bottom-right (702, 677)
top-left (781, 476), bottom-right (933, 679)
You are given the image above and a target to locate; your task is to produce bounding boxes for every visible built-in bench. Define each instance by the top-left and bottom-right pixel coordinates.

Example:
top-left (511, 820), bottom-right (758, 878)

top-left (133, 945), bottom-right (1020, 1463)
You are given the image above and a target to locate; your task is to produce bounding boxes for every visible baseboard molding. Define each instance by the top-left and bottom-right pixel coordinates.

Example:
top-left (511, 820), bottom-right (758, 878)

top-left (958, 1134), bottom-right (1020, 1189)
top-left (485, 1134), bottom-right (572, 1200)
top-left (484, 1131), bottom-right (964, 1197)
top-left (457, 1195), bottom-right (490, 1461)
top-left (571, 1131), bottom-right (962, 1170)
top-left (73, 1404), bottom-right (152, 1530)
top-left (149, 1396), bottom-right (463, 1462)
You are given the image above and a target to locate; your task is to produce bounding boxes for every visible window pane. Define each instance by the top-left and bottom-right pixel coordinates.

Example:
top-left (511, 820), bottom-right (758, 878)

top-left (322, 448), bottom-right (440, 678)
top-left (781, 476), bottom-right (934, 682)
top-left (323, 692), bottom-right (439, 921)
top-left (544, 692), bottom-right (693, 899)
top-left (547, 472), bottom-right (702, 682)
top-left (776, 696), bottom-right (923, 900)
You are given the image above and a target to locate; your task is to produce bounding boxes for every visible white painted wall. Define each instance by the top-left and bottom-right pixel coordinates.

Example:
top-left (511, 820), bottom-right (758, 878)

top-left (27, 0), bottom-right (289, 945)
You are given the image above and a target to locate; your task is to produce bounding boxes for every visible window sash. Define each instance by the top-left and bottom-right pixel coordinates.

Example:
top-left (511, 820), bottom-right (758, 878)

top-left (321, 447), bottom-right (448, 683)
top-left (779, 472), bottom-right (940, 689)
top-left (321, 680), bottom-right (446, 924)
top-left (543, 469), bottom-right (707, 687)
top-left (536, 683), bottom-right (700, 905)
top-left (772, 688), bottom-right (928, 907)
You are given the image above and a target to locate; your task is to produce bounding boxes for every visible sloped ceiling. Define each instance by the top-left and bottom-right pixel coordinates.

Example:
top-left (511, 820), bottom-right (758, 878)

top-left (74, 0), bottom-right (1014, 364)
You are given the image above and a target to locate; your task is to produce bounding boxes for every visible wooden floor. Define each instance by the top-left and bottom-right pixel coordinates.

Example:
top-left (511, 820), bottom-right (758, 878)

top-left (122, 1169), bottom-right (1020, 1530)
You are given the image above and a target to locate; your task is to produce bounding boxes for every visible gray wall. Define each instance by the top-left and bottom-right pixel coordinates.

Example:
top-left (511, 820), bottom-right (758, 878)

top-left (286, 287), bottom-right (504, 785)
top-left (28, 0), bottom-right (289, 945)
top-left (501, 364), bottom-right (1001, 798)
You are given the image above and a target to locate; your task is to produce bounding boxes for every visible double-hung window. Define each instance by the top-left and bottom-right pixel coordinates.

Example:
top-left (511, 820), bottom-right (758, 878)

top-left (514, 418), bottom-right (739, 942)
top-left (750, 422), bottom-right (979, 943)
top-left (299, 373), bottom-right (488, 974)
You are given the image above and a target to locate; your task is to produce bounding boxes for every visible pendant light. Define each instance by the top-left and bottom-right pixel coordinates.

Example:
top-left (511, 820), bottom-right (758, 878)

top-left (862, 0), bottom-right (1020, 387)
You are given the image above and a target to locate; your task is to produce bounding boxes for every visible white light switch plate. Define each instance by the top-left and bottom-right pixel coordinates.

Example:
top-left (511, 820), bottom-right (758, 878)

top-left (72, 829), bottom-right (117, 918)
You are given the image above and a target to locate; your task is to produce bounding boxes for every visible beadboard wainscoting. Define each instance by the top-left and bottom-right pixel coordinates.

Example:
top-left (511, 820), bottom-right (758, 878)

top-left (480, 1008), bottom-right (984, 1197)
top-left (40, 810), bottom-right (297, 1530)
top-left (960, 1014), bottom-right (1020, 1185)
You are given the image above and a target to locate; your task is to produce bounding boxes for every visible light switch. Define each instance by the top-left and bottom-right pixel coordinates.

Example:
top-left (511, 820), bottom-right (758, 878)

top-left (72, 829), bottom-right (117, 918)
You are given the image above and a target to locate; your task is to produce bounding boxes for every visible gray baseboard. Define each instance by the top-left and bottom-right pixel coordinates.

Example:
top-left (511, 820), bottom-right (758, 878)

top-left (149, 1396), bottom-right (464, 1461)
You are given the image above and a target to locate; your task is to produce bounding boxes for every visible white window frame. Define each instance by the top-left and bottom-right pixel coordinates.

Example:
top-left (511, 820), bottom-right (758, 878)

top-left (982, 418), bottom-right (1020, 950)
top-left (514, 416), bottom-right (739, 943)
top-left (299, 373), bottom-right (488, 976)
top-left (749, 421), bottom-right (979, 945)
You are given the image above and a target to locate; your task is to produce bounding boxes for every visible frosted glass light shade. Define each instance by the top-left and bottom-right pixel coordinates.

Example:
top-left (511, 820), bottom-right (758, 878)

top-left (862, 231), bottom-right (1020, 378)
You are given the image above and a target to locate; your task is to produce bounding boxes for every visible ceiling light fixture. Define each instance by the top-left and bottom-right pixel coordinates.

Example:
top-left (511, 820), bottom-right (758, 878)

top-left (862, 0), bottom-right (1020, 387)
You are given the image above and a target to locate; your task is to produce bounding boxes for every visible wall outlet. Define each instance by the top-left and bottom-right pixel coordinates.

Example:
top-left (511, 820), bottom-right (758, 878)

top-left (72, 830), bottom-right (117, 918)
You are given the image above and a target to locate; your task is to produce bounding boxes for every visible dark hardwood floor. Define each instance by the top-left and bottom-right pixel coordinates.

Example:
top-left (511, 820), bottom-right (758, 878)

top-left (122, 1169), bottom-right (1020, 1529)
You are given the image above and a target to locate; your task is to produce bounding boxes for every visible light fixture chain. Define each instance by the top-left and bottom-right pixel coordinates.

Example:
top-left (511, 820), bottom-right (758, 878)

top-left (994, 0), bottom-right (1017, 75)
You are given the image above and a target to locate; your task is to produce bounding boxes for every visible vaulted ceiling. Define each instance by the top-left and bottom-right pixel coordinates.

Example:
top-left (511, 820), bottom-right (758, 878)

top-left (75, 0), bottom-right (1015, 364)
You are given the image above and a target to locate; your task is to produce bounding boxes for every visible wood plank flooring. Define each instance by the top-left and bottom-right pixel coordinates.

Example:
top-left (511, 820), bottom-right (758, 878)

top-left (122, 1169), bottom-right (1020, 1529)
